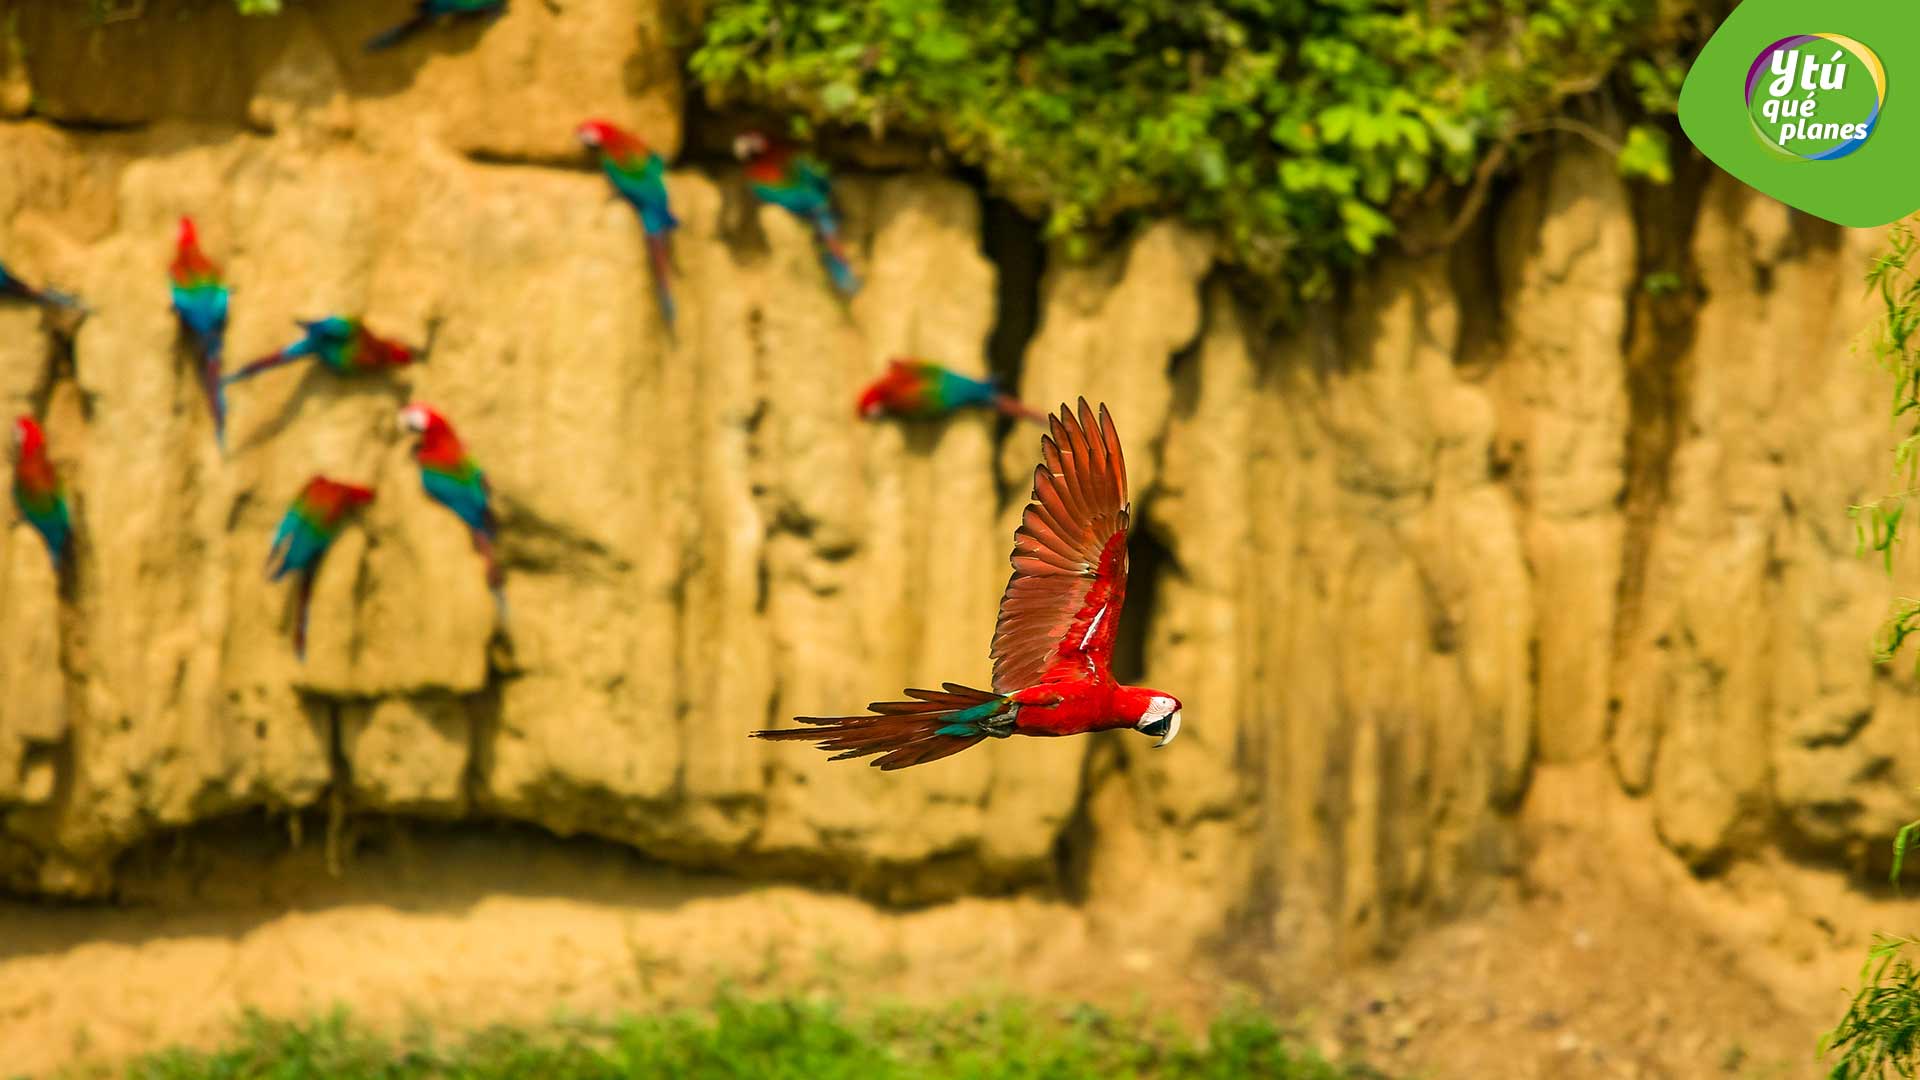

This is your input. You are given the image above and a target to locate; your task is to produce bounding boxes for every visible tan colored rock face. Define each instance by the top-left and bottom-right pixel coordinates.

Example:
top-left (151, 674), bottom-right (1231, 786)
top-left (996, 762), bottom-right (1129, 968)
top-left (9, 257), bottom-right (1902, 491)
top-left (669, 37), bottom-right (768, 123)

top-left (0, 7), bottom-right (1916, 973)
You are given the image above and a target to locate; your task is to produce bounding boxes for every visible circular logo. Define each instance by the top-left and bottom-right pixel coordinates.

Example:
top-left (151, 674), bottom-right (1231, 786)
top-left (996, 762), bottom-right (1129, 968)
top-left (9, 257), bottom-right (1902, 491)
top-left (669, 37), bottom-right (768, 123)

top-left (1745, 34), bottom-right (1886, 160)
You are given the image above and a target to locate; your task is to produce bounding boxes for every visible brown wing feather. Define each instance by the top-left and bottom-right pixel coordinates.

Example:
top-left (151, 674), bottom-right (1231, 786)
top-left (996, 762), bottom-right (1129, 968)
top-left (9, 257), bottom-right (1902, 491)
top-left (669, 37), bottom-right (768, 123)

top-left (989, 398), bottom-right (1130, 693)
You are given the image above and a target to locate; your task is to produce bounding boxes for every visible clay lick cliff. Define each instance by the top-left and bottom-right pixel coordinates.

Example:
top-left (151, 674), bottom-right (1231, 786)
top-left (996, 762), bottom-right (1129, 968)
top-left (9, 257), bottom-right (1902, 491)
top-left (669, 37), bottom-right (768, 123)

top-left (0, 0), bottom-right (1917, 1010)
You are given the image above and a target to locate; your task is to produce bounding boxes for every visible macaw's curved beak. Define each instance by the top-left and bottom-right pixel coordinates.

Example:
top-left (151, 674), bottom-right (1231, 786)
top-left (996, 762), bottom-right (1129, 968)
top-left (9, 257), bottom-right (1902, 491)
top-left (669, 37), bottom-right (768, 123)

top-left (1137, 710), bottom-right (1181, 748)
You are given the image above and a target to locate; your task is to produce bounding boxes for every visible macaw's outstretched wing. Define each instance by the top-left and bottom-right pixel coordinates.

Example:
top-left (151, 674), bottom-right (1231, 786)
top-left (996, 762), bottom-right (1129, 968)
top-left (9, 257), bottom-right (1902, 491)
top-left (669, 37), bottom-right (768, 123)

top-left (989, 397), bottom-right (1130, 693)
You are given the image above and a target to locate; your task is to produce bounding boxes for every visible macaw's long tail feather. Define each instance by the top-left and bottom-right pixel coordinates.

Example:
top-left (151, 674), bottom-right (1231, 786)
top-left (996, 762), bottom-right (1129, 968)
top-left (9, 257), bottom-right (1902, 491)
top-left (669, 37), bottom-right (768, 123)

top-left (645, 231), bottom-right (676, 331)
top-left (224, 351), bottom-right (301, 385)
top-left (200, 353), bottom-right (228, 451)
top-left (753, 682), bottom-right (1011, 770)
top-left (292, 571), bottom-right (314, 661)
top-left (364, 11), bottom-right (433, 51)
top-left (55, 544), bottom-right (75, 602)
top-left (993, 394), bottom-right (1048, 425)
top-left (36, 287), bottom-right (84, 313)
top-left (811, 213), bottom-right (861, 296)
top-left (490, 583), bottom-right (510, 632)
top-left (472, 530), bottom-right (510, 631)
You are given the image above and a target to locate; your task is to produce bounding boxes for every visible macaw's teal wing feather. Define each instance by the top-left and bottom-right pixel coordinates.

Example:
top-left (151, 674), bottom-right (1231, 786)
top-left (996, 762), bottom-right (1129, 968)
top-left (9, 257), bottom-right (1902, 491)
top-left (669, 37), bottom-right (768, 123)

top-left (170, 285), bottom-right (228, 360)
top-left (16, 492), bottom-right (70, 572)
top-left (266, 514), bottom-right (331, 580)
top-left (422, 465), bottom-right (493, 537)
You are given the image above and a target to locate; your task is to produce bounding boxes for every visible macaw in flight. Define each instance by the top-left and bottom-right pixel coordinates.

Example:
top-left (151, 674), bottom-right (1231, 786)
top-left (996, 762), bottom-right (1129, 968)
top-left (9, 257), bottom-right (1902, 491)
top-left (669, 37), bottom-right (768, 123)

top-left (754, 398), bottom-right (1182, 769)
top-left (224, 316), bottom-right (422, 385)
top-left (857, 358), bottom-right (1047, 424)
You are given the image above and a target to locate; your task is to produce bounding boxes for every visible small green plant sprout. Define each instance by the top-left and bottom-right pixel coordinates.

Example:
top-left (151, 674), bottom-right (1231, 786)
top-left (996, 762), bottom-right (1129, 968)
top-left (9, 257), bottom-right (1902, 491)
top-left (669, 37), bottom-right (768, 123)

top-left (1641, 269), bottom-right (1685, 296)
top-left (1894, 818), bottom-right (1920, 885)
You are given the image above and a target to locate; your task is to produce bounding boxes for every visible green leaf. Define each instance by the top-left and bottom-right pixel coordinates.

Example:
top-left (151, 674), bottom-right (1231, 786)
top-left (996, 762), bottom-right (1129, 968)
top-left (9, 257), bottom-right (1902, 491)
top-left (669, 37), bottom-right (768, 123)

top-left (819, 82), bottom-right (860, 114)
top-left (1617, 125), bottom-right (1672, 184)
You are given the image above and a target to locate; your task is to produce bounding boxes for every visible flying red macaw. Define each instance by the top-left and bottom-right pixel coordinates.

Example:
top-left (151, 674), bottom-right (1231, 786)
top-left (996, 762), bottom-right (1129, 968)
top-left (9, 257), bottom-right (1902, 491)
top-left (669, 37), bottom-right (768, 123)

top-left (224, 316), bottom-right (421, 385)
top-left (753, 398), bottom-right (1182, 769)
top-left (266, 475), bottom-right (375, 660)
top-left (857, 358), bottom-right (1047, 424)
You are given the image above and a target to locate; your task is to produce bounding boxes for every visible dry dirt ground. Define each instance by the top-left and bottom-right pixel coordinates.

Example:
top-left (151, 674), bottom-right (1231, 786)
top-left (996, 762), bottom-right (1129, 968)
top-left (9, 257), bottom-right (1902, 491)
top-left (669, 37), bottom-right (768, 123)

top-left (0, 765), bottom-right (1899, 1078)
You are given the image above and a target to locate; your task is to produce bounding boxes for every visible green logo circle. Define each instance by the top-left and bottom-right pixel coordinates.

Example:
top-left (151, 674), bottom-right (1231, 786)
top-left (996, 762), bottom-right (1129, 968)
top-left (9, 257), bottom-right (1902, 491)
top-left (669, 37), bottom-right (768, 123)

top-left (1745, 35), bottom-right (1886, 160)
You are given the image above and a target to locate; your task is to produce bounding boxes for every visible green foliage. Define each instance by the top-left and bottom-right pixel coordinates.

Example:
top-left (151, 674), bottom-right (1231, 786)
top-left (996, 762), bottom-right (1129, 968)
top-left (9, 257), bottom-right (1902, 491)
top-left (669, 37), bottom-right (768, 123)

top-left (106, 999), bottom-right (1383, 1080)
top-left (1857, 219), bottom-right (1920, 672)
top-left (1823, 219), bottom-right (1920, 1080)
top-left (1823, 937), bottom-right (1920, 1078)
top-left (690, 0), bottom-right (1687, 294)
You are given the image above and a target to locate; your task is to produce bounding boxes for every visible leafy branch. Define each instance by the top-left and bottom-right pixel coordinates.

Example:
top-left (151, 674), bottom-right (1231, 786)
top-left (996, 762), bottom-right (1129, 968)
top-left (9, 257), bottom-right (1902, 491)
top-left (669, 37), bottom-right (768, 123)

top-left (1857, 219), bottom-right (1920, 673)
top-left (1824, 936), bottom-right (1920, 1079)
top-left (690, 0), bottom-right (1691, 296)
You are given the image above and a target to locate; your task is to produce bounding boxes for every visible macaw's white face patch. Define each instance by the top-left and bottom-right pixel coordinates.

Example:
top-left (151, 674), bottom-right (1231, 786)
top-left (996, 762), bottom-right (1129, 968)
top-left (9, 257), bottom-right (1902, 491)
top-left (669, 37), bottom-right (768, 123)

top-left (1136, 695), bottom-right (1181, 748)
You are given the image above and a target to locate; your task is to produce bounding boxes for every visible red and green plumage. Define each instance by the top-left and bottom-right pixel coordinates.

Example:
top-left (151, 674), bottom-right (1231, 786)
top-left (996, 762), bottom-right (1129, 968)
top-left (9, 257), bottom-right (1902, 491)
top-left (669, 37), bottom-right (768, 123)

top-left (753, 399), bottom-right (1183, 769)
top-left (733, 131), bottom-right (860, 296)
top-left (169, 217), bottom-right (230, 449)
top-left (267, 475), bottom-right (375, 659)
top-left (400, 404), bottom-right (506, 626)
top-left (225, 317), bottom-right (419, 385)
top-left (10, 416), bottom-right (71, 574)
top-left (856, 358), bottom-right (1046, 423)
top-left (577, 119), bottom-right (678, 330)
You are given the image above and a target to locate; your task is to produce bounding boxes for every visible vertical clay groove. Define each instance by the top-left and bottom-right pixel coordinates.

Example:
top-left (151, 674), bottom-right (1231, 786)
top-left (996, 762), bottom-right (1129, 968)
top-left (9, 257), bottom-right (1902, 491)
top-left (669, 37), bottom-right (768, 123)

top-left (1612, 148), bottom-right (1711, 671)
top-left (980, 194), bottom-right (1047, 513)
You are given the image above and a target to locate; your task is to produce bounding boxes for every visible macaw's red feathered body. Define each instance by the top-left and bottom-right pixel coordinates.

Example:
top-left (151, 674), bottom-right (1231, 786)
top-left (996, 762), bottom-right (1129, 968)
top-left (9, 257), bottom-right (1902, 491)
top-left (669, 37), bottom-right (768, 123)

top-left (0, 259), bottom-right (84, 317)
top-left (10, 416), bottom-right (71, 575)
top-left (577, 120), bottom-right (678, 330)
top-left (364, 0), bottom-right (506, 52)
top-left (267, 476), bottom-right (375, 660)
top-left (400, 404), bottom-right (507, 628)
top-left (169, 217), bottom-right (230, 449)
top-left (224, 317), bottom-right (420, 386)
top-left (732, 131), bottom-right (860, 296)
top-left (857, 359), bottom-right (1047, 424)
top-left (754, 398), bottom-right (1183, 769)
